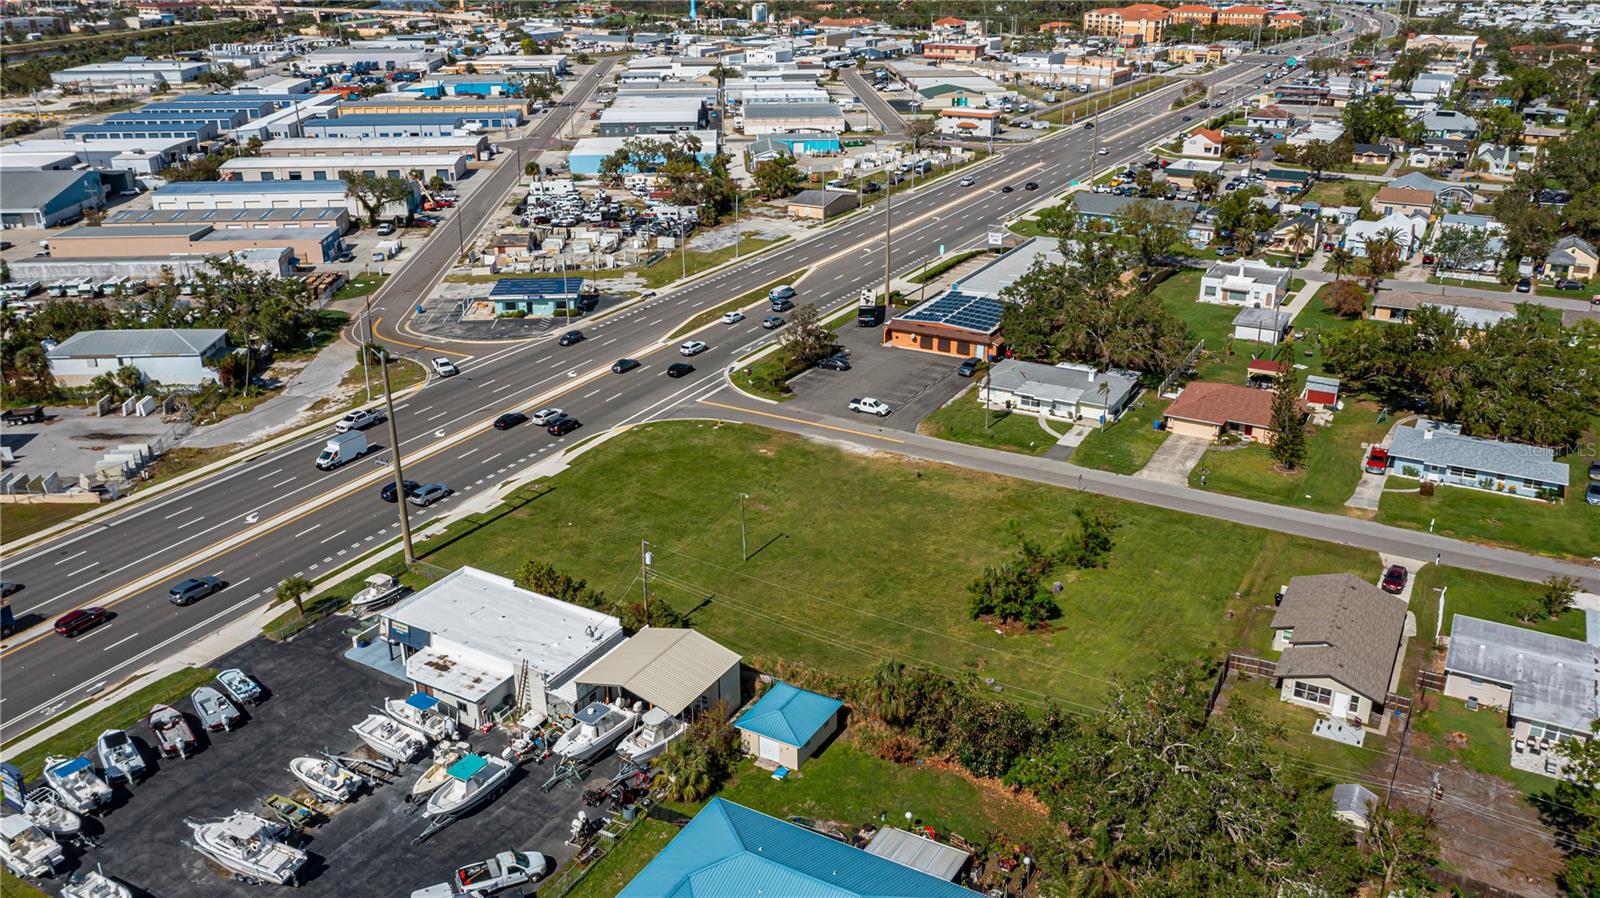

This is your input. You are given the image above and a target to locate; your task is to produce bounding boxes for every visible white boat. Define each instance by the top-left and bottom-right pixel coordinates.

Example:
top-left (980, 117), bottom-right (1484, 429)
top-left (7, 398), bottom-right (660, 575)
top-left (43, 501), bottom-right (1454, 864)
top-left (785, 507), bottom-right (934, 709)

top-left (148, 704), bottom-right (197, 759)
top-left (409, 741), bottom-right (470, 801)
top-left (0, 815), bottom-right (64, 879)
top-left (289, 757), bottom-right (366, 803)
top-left (61, 868), bottom-right (132, 898)
top-left (192, 686), bottom-right (242, 732)
top-left (20, 791), bottom-right (80, 839)
top-left (423, 754), bottom-right (513, 820)
top-left (553, 702), bottom-right (639, 763)
top-left (217, 668), bottom-right (263, 706)
top-left (383, 693), bottom-right (457, 742)
top-left (616, 708), bottom-right (685, 764)
top-left (350, 573), bottom-right (405, 615)
top-left (41, 756), bottom-right (113, 815)
top-left (186, 811), bottom-right (306, 886)
top-left (352, 713), bottom-right (427, 763)
top-left (96, 728), bottom-right (146, 784)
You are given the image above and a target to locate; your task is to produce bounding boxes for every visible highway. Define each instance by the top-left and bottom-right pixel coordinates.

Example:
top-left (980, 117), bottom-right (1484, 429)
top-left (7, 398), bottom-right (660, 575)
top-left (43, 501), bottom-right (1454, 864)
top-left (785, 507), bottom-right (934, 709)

top-left (0, 12), bottom-right (1401, 740)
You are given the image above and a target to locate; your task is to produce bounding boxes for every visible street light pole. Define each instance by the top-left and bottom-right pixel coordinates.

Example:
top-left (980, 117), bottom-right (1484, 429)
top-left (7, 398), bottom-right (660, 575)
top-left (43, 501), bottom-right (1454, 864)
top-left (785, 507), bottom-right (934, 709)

top-left (640, 539), bottom-right (651, 621)
top-left (360, 293), bottom-right (374, 402)
top-left (379, 351), bottom-right (415, 565)
top-left (737, 493), bottom-right (748, 561)
top-left (881, 166), bottom-right (893, 315)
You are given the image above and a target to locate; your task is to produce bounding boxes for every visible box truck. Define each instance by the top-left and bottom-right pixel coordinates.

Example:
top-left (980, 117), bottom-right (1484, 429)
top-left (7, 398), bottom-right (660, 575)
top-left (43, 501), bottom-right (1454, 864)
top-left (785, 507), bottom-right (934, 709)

top-left (316, 431), bottom-right (368, 470)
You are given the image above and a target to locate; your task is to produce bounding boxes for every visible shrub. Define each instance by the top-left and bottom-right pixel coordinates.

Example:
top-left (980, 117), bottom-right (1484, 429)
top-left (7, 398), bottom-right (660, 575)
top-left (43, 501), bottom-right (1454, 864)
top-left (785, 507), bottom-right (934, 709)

top-left (1419, 480), bottom-right (1434, 497)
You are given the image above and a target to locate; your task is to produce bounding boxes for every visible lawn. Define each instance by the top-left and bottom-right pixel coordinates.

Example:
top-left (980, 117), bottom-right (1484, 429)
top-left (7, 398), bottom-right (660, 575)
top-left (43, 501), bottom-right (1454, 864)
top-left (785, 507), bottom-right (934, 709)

top-left (1189, 400), bottom-right (1391, 514)
top-left (1408, 564), bottom-right (1586, 644)
top-left (1378, 464), bottom-right (1600, 561)
top-left (409, 421), bottom-right (1406, 708)
top-left (1226, 532), bottom-right (1383, 655)
top-left (0, 666), bottom-right (220, 780)
top-left (0, 500), bottom-right (95, 546)
top-left (670, 270), bottom-right (805, 341)
top-left (1289, 291), bottom-right (1365, 378)
top-left (334, 272), bottom-right (388, 300)
top-left (1410, 696), bottom-right (1557, 797)
top-left (1153, 270), bottom-right (1261, 383)
top-left (1223, 676), bottom-right (1394, 786)
top-left (917, 386), bottom-right (1054, 456)
top-left (640, 235), bottom-right (787, 289)
top-left (1070, 396), bottom-right (1171, 474)
top-left (908, 249), bottom-right (989, 284)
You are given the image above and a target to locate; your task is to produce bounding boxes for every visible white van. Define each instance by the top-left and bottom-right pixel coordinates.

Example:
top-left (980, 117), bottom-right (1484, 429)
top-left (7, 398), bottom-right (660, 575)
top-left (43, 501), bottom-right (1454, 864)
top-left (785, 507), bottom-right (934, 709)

top-left (316, 431), bottom-right (368, 470)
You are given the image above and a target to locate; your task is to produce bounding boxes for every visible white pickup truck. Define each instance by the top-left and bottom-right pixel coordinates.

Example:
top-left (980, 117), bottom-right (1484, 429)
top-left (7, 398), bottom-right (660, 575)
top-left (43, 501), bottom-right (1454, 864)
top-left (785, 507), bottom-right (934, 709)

top-left (410, 850), bottom-right (548, 897)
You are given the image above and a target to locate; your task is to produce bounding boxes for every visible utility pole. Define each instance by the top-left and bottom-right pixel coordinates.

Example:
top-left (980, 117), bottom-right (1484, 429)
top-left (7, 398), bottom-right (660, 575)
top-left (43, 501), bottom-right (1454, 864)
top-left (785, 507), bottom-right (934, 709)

top-left (734, 192), bottom-right (741, 258)
top-left (881, 163), bottom-right (893, 315)
top-left (639, 539), bottom-right (651, 622)
top-left (360, 293), bottom-right (374, 402)
top-left (379, 351), bottom-right (415, 565)
top-left (737, 493), bottom-right (748, 561)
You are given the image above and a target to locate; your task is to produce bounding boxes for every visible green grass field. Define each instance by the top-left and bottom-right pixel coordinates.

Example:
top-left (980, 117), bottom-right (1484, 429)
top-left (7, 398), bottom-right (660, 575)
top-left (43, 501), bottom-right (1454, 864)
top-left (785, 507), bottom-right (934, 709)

top-left (1189, 400), bottom-right (1391, 514)
top-left (0, 501), bottom-right (95, 546)
top-left (1071, 396), bottom-right (1171, 474)
top-left (1411, 696), bottom-right (1557, 797)
top-left (1408, 564), bottom-right (1586, 643)
top-left (1379, 464), bottom-right (1599, 560)
top-left (1303, 179), bottom-right (1380, 208)
top-left (917, 387), bottom-right (1054, 456)
top-left (410, 421), bottom-right (1389, 708)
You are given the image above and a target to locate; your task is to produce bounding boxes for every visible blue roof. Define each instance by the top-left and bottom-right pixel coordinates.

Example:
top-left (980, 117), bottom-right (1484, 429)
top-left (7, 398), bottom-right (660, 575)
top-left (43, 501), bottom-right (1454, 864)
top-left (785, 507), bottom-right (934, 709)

top-left (898, 290), bottom-right (1005, 335)
top-left (734, 681), bottom-right (841, 746)
top-left (489, 277), bottom-right (584, 299)
top-left (155, 180), bottom-right (348, 195)
top-left (618, 798), bottom-right (977, 898)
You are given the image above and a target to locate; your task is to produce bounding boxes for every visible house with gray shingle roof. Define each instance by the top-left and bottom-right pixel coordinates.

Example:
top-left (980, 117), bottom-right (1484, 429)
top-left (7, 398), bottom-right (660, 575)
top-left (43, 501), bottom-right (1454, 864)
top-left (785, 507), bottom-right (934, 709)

top-left (1386, 420), bottom-right (1570, 497)
top-left (46, 328), bottom-right (229, 387)
top-left (1270, 573), bottom-right (1409, 726)
top-left (1546, 235), bottom-right (1598, 281)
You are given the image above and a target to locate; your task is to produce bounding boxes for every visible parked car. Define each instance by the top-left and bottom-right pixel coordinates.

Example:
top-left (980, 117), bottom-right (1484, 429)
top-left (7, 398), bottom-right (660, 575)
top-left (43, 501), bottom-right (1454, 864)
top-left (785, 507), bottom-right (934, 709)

top-left (380, 479), bottom-right (420, 502)
top-left (557, 330), bottom-right (585, 346)
top-left (762, 315), bottom-right (785, 330)
top-left (667, 362), bottom-right (695, 378)
top-left (816, 354), bottom-right (851, 371)
top-left (376, 223), bottom-right (395, 236)
top-left (1380, 565), bottom-right (1408, 594)
top-left (722, 310), bottom-right (745, 324)
top-left (431, 357), bottom-right (459, 377)
top-left (169, 576), bottom-right (223, 607)
top-left (1588, 483), bottom-right (1600, 506)
top-left (55, 607), bottom-right (110, 637)
top-left (493, 412), bottom-right (529, 430)
top-left (679, 340), bottom-right (708, 356)
top-left (531, 408), bottom-right (564, 426)
top-left (0, 580), bottom-right (19, 597)
top-left (547, 415), bottom-right (581, 436)
top-left (1553, 278), bottom-right (1584, 291)
top-left (335, 408), bottom-right (382, 433)
top-left (848, 397), bottom-right (892, 417)
top-left (1588, 461), bottom-right (1600, 482)
top-left (611, 358), bottom-right (640, 373)
top-left (957, 357), bottom-right (981, 377)
top-left (1515, 277), bottom-right (1532, 293)
top-left (408, 483), bottom-right (451, 507)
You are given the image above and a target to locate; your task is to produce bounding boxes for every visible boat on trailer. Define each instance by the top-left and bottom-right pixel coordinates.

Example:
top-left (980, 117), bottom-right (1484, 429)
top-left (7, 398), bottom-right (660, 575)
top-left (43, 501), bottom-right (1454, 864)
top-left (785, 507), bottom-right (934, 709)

top-left (409, 741), bottom-right (470, 802)
top-left (383, 693), bottom-right (457, 742)
top-left (192, 686), bottom-right (242, 732)
top-left (217, 668), bottom-right (263, 706)
top-left (95, 729), bottom-right (146, 784)
top-left (423, 754), bottom-right (513, 820)
top-left (352, 713), bottom-right (427, 763)
top-left (186, 811), bottom-right (306, 886)
top-left (350, 573), bottom-right (406, 616)
top-left (616, 708), bottom-right (684, 764)
top-left (0, 815), bottom-right (64, 879)
top-left (553, 702), bottom-right (638, 763)
top-left (41, 756), bottom-right (112, 815)
top-left (149, 704), bottom-right (197, 759)
top-left (61, 867), bottom-right (132, 898)
top-left (288, 757), bottom-right (366, 803)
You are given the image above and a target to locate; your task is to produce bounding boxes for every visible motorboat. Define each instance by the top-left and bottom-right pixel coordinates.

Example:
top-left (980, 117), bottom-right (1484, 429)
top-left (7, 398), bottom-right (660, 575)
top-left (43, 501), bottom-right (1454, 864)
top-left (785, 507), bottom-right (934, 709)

top-left (352, 713), bottom-right (426, 763)
top-left (61, 868), bottom-right (132, 898)
top-left (616, 708), bottom-right (685, 764)
top-left (192, 686), bottom-right (242, 732)
top-left (96, 729), bottom-right (146, 784)
top-left (20, 791), bottom-right (81, 839)
top-left (186, 811), bottom-right (306, 886)
top-left (41, 756), bottom-right (113, 815)
top-left (0, 815), bottom-right (64, 879)
top-left (409, 741), bottom-right (470, 801)
top-left (289, 757), bottom-right (366, 803)
top-left (217, 668), bottom-right (263, 706)
top-left (423, 754), bottom-right (513, 820)
top-left (383, 693), bottom-right (457, 742)
top-left (350, 573), bottom-right (406, 615)
top-left (149, 704), bottom-right (197, 758)
top-left (553, 702), bottom-right (639, 763)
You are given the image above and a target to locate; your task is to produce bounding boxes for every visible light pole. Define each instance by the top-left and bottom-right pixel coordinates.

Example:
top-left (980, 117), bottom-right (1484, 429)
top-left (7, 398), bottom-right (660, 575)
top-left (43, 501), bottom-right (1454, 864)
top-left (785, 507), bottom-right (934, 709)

top-left (737, 493), bottom-right (749, 561)
top-left (360, 293), bottom-right (374, 402)
top-left (379, 350), bottom-right (415, 565)
top-left (639, 539), bottom-right (652, 622)
top-left (881, 163), bottom-right (893, 316)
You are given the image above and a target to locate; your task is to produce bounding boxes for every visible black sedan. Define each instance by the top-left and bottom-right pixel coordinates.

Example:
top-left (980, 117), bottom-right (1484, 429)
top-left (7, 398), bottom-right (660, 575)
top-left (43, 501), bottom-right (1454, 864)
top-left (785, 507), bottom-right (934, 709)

top-left (548, 416), bottom-right (581, 436)
top-left (816, 354), bottom-right (851, 371)
top-left (612, 358), bottom-right (641, 373)
top-left (1024, 181), bottom-right (1038, 190)
top-left (667, 362), bottom-right (695, 378)
top-left (1000, 185), bottom-right (1014, 193)
top-left (558, 330), bottom-right (585, 346)
top-left (381, 479), bottom-right (421, 502)
top-left (493, 412), bottom-right (529, 430)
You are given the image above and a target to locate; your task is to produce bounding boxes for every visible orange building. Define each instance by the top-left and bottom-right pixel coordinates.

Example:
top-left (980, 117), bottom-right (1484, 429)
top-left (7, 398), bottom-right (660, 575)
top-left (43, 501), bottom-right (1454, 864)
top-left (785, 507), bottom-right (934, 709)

top-left (1082, 3), bottom-right (1170, 44)
top-left (1216, 5), bottom-right (1269, 26)
top-left (818, 16), bottom-right (875, 27)
top-left (1039, 20), bottom-right (1074, 32)
top-left (1168, 4), bottom-right (1218, 25)
top-left (1270, 11), bottom-right (1306, 29)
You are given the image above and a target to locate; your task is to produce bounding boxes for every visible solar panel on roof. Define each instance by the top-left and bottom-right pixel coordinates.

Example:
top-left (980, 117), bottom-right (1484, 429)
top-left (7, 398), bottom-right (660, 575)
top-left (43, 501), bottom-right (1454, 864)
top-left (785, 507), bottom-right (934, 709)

top-left (899, 290), bottom-right (1004, 333)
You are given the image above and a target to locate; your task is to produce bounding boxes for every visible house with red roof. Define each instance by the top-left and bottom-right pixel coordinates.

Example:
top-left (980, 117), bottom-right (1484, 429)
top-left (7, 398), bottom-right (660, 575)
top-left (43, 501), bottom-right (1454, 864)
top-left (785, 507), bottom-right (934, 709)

top-left (1182, 127), bottom-right (1225, 157)
top-left (1164, 381), bottom-right (1292, 444)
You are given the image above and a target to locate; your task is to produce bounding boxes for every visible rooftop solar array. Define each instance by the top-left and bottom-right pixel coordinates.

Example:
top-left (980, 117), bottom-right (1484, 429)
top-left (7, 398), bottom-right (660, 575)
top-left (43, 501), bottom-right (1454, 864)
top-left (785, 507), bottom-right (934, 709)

top-left (489, 277), bottom-right (584, 298)
top-left (898, 290), bottom-right (1005, 334)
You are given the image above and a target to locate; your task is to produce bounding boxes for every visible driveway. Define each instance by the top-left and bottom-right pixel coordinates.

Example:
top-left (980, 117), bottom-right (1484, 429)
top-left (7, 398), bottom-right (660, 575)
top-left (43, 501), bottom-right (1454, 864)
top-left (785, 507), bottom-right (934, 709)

top-left (786, 325), bottom-right (969, 432)
top-left (1134, 434), bottom-right (1210, 485)
top-left (1346, 471), bottom-right (1387, 510)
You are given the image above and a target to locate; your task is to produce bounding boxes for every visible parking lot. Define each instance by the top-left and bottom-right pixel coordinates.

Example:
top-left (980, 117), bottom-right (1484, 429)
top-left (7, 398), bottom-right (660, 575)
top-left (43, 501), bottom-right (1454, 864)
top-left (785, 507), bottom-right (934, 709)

top-left (786, 322), bottom-right (971, 432)
top-left (39, 621), bottom-right (619, 898)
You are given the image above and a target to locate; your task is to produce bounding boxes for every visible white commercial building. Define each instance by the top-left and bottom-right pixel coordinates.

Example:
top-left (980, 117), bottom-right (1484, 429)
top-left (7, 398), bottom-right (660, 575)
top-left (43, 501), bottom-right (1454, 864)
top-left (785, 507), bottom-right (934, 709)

top-left (377, 567), bottom-right (626, 727)
top-left (258, 135), bottom-right (491, 161)
top-left (219, 153), bottom-right (470, 183)
top-left (151, 180), bottom-right (416, 222)
top-left (50, 60), bottom-right (207, 87)
top-left (46, 328), bottom-right (229, 387)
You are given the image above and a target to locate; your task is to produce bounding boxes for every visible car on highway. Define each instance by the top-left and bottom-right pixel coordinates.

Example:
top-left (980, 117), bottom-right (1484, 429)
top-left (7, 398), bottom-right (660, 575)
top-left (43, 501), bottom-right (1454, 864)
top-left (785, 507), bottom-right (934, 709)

top-left (1182, 115), bottom-right (1191, 121)
top-left (667, 362), bottom-right (695, 378)
top-left (1024, 181), bottom-right (1038, 190)
top-left (1097, 148), bottom-right (1109, 156)
top-left (547, 415), bottom-right (581, 436)
top-left (816, 354), bottom-right (851, 371)
top-left (169, 576), bottom-right (223, 607)
top-left (558, 330), bottom-right (585, 346)
top-left (680, 340), bottom-right (708, 356)
top-left (848, 397), bottom-right (892, 417)
top-left (493, 412), bottom-right (529, 430)
top-left (959, 176), bottom-right (975, 187)
top-left (612, 358), bottom-right (641, 373)
top-left (768, 284), bottom-right (796, 301)
top-left (722, 310), bottom-right (745, 324)
top-left (957, 357), bottom-right (981, 377)
top-left (1380, 565), bottom-right (1408, 595)
top-left (531, 408), bottom-right (564, 426)
top-left (1083, 121), bottom-right (1094, 129)
top-left (762, 315), bottom-right (785, 329)
top-left (431, 358), bottom-right (459, 377)
top-left (381, 479), bottom-right (421, 502)
top-left (0, 580), bottom-right (19, 597)
top-left (769, 297), bottom-right (795, 312)
top-left (1000, 185), bottom-right (1014, 193)
top-left (408, 483), bottom-right (451, 507)
top-left (335, 408), bottom-right (383, 433)
top-left (55, 607), bottom-right (110, 637)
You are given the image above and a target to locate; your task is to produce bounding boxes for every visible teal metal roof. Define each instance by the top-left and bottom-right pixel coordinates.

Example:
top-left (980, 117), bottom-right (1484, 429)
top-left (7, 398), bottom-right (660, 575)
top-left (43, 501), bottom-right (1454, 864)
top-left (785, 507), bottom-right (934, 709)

top-left (734, 681), bottom-right (842, 746)
top-left (617, 798), bottom-right (978, 898)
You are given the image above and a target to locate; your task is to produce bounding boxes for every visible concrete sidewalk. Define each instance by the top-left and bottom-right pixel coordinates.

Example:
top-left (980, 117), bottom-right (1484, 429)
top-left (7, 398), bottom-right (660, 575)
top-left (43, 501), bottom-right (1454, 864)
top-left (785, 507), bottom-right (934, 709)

top-left (187, 341), bottom-right (356, 448)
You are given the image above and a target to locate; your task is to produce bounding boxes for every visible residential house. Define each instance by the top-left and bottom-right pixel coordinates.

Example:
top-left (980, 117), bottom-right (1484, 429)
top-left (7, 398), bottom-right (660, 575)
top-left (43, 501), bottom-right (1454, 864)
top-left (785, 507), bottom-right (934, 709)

top-left (1163, 159), bottom-right (1224, 190)
top-left (1072, 193), bottom-right (1200, 231)
top-left (1409, 72), bottom-right (1455, 102)
top-left (1391, 170), bottom-right (1474, 208)
top-left (1163, 381), bottom-right (1287, 444)
top-left (1373, 185), bottom-right (1435, 219)
top-left (1386, 420), bottom-right (1570, 498)
top-left (1246, 106), bottom-right (1295, 131)
top-left (1472, 143), bottom-right (1529, 178)
top-left (46, 328), bottom-right (228, 387)
top-left (1420, 109), bottom-right (1481, 141)
top-left (1521, 125), bottom-right (1564, 147)
top-left (1182, 127), bottom-right (1225, 158)
top-left (1302, 375), bottom-right (1341, 408)
top-left (1271, 214), bottom-right (1322, 257)
top-left (979, 360), bottom-right (1139, 425)
top-left (1343, 213), bottom-right (1427, 260)
top-left (1522, 103), bottom-right (1568, 126)
top-left (1369, 291), bottom-right (1516, 328)
top-left (1351, 143), bottom-right (1394, 166)
top-left (1285, 120), bottom-right (1346, 147)
top-left (1333, 784), bottom-right (1380, 830)
top-left (1232, 306), bottom-right (1294, 344)
top-left (784, 189), bottom-right (858, 220)
top-left (1199, 258), bottom-right (1290, 307)
top-left (1444, 615), bottom-right (1597, 780)
top-left (1246, 357), bottom-right (1290, 386)
top-left (1405, 33), bottom-right (1486, 59)
top-left (1263, 168), bottom-right (1312, 195)
top-left (1270, 573), bottom-right (1408, 726)
top-left (735, 681), bottom-right (843, 770)
top-left (1546, 236), bottom-right (1598, 281)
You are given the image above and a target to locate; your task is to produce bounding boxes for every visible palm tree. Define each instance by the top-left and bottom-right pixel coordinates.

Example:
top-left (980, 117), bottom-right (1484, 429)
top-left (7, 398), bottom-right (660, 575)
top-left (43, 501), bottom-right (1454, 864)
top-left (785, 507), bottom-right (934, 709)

top-left (1329, 246), bottom-right (1354, 279)
top-left (276, 574), bottom-right (313, 619)
top-left (1286, 221), bottom-right (1313, 266)
top-left (653, 741), bottom-right (714, 801)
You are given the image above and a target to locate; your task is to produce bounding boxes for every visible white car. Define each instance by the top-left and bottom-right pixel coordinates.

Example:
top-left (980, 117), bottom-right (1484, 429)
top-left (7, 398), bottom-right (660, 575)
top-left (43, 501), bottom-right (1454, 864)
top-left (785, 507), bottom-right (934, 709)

top-left (335, 408), bottom-right (383, 433)
top-left (721, 310), bottom-right (745, 324)
top-left (680, 340), bottom-right (708, 356)
top-left (531, 407), bottom-right (564, 426)
top-left (431, 358), bottom-right (459, 377)
top-left (848, 397), bottom-right (892, 417)
top-left (959, 176), bottom-right (975, 187)
top-left (1097, 148), bottom-right (1109, 156)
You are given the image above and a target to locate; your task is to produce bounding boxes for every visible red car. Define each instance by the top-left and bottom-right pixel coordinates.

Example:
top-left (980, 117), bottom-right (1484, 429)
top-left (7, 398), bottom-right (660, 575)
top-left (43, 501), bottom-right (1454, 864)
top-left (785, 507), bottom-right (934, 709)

top-left (55, 606), bottom-right (110, 637)
top-left (1381, 565), bottom-right (1408, 594)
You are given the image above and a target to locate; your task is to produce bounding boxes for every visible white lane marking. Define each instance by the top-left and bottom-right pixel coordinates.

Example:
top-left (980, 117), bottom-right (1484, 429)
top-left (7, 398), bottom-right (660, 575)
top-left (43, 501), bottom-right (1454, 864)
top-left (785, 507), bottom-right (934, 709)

top-left (254, 468), bottom-right (282, 481)
top-left (53, 549), bottom-right (88, 566)
top-left (162, 505), bottom-right (194, 520)
top-left (484, 453), bottom-right (502, 463)
top-left (535, 354), bottom-right (552, 362)
top-left (492, 383), bottom-right (515, 394)
top-left (427, 410), bottom-right (449, 421)
top-left (606, 392), bottom-right (623, 402)
top-left (583, 388), bottom-right (602, 398)
top-left (293, 524), bottom-right (321, 539)
top-left (177, 517), bottom-right (205, 529)
top-left (73, 625), bottom-right (110, 643)
top-left (457, 448), bottom-right (479, 460)
top-left (600, 338), bottom-right (617, 346)
top-left (479, 379), bottom-right (497, 387)
top-left (102, 631), bottom-right (141, 653)
top-left (319, 529), bottom-right (347, 545)
top-left (66, 562), bottom-right (98, 577)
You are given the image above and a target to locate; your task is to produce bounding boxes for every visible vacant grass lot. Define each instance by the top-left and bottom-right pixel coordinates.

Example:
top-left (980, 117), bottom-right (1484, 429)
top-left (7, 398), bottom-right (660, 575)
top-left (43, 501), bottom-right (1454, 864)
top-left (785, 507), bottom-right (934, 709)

top-left (917, 387), bottom-right (1053, 456)
top-left (412, 421), bottom-right (1387, 708)
top-left (1188, 400), bottom-right (1391, 514)
top-left (1379, 464), bottom-right (1600, 561)
top-left (641, 235), bottom-right (787, 289)
top-left (334, 272), bottom-right (387, 300)
top-left (0, 501), bottom-right (95, 546)
top-left (1303, 179), bottom-right (1381, 208)
top-left (1071, 396), bottom-right (1171, 474)
top-left (1409, 564), bottom-right (1585, 643)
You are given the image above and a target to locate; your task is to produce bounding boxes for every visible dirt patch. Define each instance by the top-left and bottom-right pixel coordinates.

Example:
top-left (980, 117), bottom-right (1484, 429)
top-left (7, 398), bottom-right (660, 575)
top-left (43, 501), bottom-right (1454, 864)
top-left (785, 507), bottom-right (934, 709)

top-left (919, 756), bottom-right (1051, 819)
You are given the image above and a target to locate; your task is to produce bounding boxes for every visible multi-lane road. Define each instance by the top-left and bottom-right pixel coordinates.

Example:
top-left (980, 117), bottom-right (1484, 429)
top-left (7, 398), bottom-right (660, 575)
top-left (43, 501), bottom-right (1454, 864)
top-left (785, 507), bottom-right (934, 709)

top-left (0, 10), bottom-right (1433, 741)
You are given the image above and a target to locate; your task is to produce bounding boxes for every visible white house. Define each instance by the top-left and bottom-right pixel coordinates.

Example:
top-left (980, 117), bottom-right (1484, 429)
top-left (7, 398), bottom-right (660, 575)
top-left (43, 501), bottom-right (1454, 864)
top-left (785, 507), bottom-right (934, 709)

top-left (937, 107), bottom-right (1001, 138)
top-left (1182, 128), bottom-right (1224, 158)
top-left (1343, 212), bottom-right (1428, 260)
top-left (979, 359), bottom-right (1138, 425)
top-left (46, 328), bottom-right (228, 387)
top-left (1198, 259), bottom-right (1290, 307)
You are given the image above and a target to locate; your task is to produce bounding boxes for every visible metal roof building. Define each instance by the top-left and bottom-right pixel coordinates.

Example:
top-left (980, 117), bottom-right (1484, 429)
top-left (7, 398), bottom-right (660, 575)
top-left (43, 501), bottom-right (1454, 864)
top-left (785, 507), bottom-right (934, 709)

top-left (735, 681), bottom-right (842, 769)
top-left (864, 827), bottom-right (971, 881)
top-left (46, 328), bottom-right (228, 387)
top-left (617, 799), bottom-right (981, 898)
top-left (575, 628), bottom-right (740, 717)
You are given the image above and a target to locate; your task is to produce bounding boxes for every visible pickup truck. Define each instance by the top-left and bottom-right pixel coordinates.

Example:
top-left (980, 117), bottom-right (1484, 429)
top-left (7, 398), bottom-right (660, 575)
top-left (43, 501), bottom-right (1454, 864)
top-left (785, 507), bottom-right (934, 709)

top-left (848, 397), bottom-right (892, 417)
top-left (335, 408), bottom-right (383, 433)
top-left (410, 850), bottom-right (548, 897)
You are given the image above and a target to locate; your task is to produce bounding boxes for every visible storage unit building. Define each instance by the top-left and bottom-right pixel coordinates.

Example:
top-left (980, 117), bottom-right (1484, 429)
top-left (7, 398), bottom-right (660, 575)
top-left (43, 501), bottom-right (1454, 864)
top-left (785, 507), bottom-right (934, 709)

top-left (0, 169), bottom-right (104, 228)
top-left (734, 680), bottom-right (842, 770)
top-left (220, 153), bottom-right (469, 184)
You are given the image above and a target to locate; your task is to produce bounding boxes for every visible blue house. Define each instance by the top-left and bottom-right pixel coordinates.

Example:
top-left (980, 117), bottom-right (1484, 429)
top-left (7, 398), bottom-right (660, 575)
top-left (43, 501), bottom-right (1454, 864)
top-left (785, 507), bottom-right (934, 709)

top-left (1385, 421), bottom-right (1570, 498)
top-left (734, 680), bottom-right (841, 769)
top-left (617, 798), bottom-right (980, 898)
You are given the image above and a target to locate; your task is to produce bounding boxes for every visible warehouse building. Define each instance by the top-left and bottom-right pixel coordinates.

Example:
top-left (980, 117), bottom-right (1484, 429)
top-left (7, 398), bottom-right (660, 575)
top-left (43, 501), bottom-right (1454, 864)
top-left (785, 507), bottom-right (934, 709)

top-left (45, 222), bottom-right (345, 264)
top-left (220, 153), bottom-right (470, 183)
top-left (50, 59), bottom-right (207, 87)
top-left (105, 206), bottom-right (350, 232)
top-left (152, 179), bottom-right (417, 220)
top-left (301, 46), bottom-right (443, 73)
top-left (340, 97), bottom-right (528, 119)
top-left (742, 101), bottom-right (847, 135)
top-left (227, 94), bottom-right (344, 142)
top-left (63, 121), bottom-right (218, 143)
top-left (0, 169), bottom-right (105, 228)
top-left (302, 112), bottom-right (514, 139)
top-left (12, 247), bottom-right (294, 283)
top-left (46, 328), bottom-right (229, 387)
top-left (437, 54), bottom-right (569, 77)
top-left (258, 134), bottom-right (490, 160)
top-left (566, 130), bottom-right (718, 175)
top-left (3, 137), bottom-right (197, 172)
top-left (597, 96), bottom-right (709, 136)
